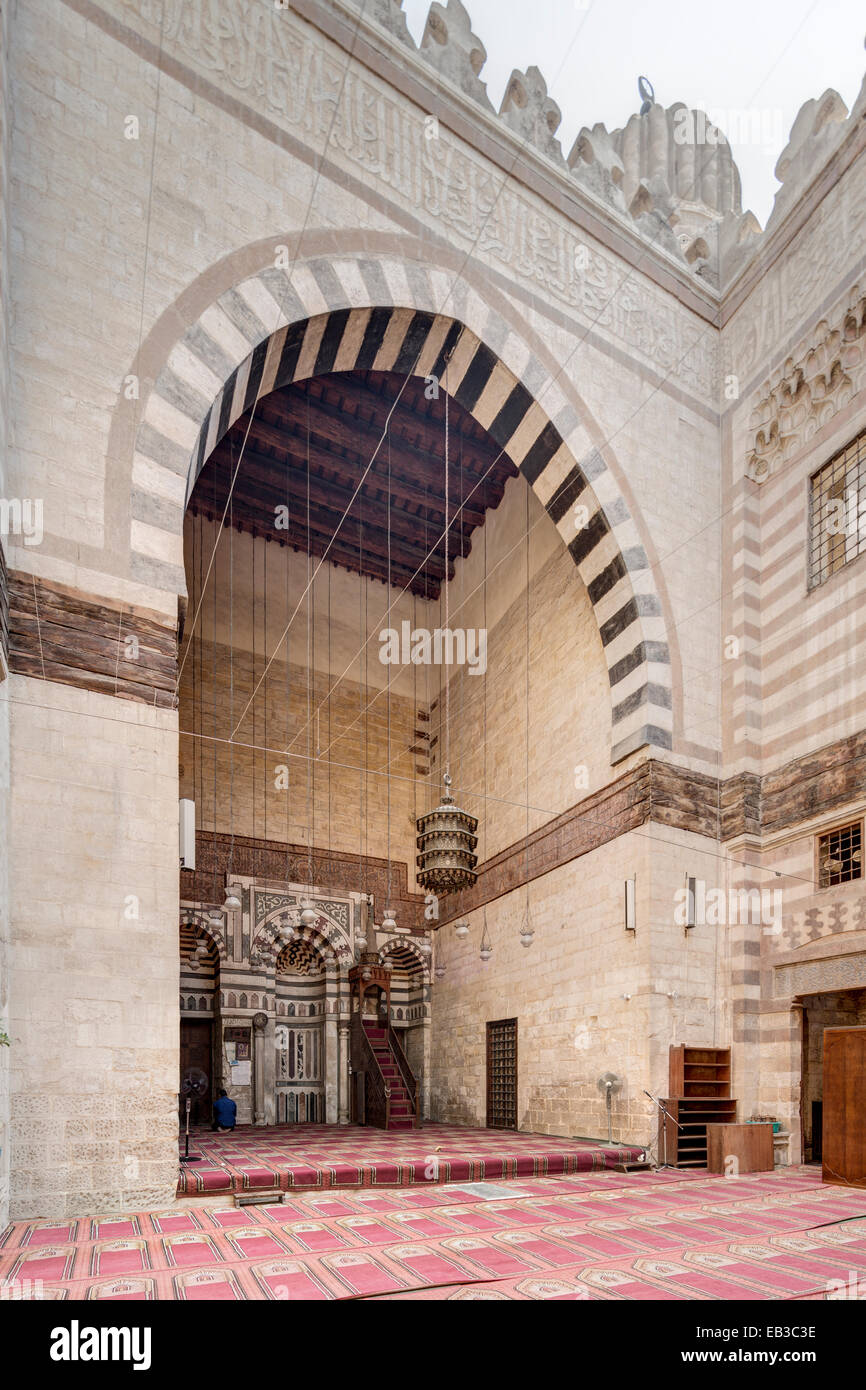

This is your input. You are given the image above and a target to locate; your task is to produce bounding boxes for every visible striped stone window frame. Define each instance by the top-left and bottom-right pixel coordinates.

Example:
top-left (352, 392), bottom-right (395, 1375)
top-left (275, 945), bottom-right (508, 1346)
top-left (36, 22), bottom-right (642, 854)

top-left (808, 429), bottom-right (866, 589)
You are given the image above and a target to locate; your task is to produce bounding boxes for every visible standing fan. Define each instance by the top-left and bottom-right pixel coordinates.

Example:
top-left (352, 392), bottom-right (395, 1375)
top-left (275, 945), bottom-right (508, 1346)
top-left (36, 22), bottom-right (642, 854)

top-left (179, 1068), bottom-right (208, 1162)
top-left (596, 1071), bottom-right (623, 1147)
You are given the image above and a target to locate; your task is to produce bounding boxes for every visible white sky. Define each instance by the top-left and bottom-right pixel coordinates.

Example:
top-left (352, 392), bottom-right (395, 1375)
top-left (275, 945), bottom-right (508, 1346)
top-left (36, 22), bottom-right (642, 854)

top-left (401, 0), bottom-right (865, 225)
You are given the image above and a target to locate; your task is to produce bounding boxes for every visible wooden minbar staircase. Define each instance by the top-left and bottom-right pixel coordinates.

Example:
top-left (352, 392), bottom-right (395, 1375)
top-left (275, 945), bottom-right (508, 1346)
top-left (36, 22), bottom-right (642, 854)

top-left (351, 1015), bottom-right (419, 1130)
top-left (348, 955), bottom-right (419, 1130)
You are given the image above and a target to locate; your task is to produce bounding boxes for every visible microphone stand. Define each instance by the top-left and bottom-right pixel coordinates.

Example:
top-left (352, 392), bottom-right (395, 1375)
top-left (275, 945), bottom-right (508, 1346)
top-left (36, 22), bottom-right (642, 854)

top-left (180, 1096), bottom-right (202, 1162)
top-left (644, 1089), bottom-right (682, 1170)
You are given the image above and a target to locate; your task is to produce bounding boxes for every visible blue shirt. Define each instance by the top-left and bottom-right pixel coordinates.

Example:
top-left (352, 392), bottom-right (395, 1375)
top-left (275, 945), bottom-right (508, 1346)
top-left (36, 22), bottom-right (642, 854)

top-left (213, 1096), bottom-right (237, 1127)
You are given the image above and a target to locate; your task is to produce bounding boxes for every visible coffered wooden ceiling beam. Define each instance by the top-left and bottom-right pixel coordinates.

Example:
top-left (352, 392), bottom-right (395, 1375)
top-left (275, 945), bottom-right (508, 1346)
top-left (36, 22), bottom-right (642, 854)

top-left (195, 461), bottom-right (455, 578)
top-left (219, 439), bottom-right (480, 544)
top-left (191, 370), bottom-right (517, 599)
top-left (190, 499), bottom-right (431, 596)
top-left (203, 448), bottom-right (471, 564)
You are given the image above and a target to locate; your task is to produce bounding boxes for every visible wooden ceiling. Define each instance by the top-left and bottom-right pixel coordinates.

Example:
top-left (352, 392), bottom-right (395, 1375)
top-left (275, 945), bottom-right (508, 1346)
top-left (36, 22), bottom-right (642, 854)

top-left (189, 369), bottom-right (518, 599)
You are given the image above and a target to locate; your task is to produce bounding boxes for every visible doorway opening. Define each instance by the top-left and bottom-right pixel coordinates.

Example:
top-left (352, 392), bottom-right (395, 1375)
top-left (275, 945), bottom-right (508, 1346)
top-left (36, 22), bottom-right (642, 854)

top-left (799, 988), bottom-right (866, 1161)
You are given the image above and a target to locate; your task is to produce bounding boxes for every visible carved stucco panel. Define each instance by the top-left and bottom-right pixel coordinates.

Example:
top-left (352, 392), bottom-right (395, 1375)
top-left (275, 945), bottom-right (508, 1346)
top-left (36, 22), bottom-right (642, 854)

top-left (100, 0), bottom-right (718, 400)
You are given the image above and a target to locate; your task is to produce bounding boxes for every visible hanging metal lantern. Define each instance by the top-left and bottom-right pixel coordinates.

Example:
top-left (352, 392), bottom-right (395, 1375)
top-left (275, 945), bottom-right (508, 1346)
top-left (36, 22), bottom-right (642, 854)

top-left (435, 963), bottom-right (446, 979)
top-left (224, 885), bottom-right (242, 912)
top-left (416, 774), bottom-right (478, 895)
top-left (519, 903), bottom-right (535, 949)
top-left (382, 906), bottom-right (397, 933)
top-left (207, 906), bottom-right (223, 923)
top-left (299, 898), bottom-right (317, 926)
top-left (455, 920), bottom-right (470, 939)
top-left (479, 910), bottom-right (493, 962)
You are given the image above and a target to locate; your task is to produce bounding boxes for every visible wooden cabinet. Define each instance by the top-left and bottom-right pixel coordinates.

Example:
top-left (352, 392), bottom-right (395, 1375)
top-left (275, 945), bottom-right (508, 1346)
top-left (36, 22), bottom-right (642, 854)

top-left (707, 1122), bottom-right (773, 1174)
top-left (659, 1097), bottom-right (738, 1167)
top-left (822, 1026), bottom-right (866, 1189)
top-left (662, 1044), bottom-right (737, 1167)
top-left (669, 1044), bottom-right (731, 1098)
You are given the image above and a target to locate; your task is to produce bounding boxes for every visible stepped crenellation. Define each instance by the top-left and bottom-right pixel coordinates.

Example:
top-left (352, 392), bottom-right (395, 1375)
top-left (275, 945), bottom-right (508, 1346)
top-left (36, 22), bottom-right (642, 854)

top-left (346, 0), bottom-right (865, 290)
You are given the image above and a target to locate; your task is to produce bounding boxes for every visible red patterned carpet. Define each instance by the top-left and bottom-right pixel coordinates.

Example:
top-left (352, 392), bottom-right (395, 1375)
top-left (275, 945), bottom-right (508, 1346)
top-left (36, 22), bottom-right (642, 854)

top-left (2, 1166), bottom-right (865, 1300)
top-left (176, 1122), bottom-right (648, 1195)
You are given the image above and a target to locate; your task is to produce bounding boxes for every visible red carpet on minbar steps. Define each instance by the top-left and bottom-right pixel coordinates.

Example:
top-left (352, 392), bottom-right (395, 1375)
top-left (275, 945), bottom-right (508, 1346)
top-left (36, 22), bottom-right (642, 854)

top-left (176, 1123), bottom-right (646, 1196)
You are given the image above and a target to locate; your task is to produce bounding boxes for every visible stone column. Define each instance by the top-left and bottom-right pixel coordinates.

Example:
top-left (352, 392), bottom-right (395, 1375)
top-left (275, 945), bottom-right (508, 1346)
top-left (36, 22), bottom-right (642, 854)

top-left (787, 1001), bottom-right (805, 1164)
top-left (253, 1012), bottom-right (268, 1125)
top-left (325, 1011), bottom-right (339, 1123)
top-left (338, 1021), bottom-right (350, 1124)
top-left (421, 1014), bottom-right (432, 1119)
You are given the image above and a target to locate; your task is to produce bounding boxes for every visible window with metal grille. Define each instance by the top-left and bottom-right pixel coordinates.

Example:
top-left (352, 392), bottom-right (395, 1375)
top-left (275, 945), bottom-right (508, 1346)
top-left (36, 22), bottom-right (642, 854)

top-left (818, 821), bottom-right (862, 888)
top-left (809, 431), bottom-right (866, 588)
top-left (486, 1018), bottom-right (517, 1130)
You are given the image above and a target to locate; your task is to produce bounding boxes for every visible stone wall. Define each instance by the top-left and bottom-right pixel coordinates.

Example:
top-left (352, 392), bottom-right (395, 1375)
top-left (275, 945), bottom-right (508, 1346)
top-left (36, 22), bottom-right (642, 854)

top-left (431, 822), bottom-right (727, 1145)
top-left (0, 0), bottom-right (11, 1233)
top-left (179, 519), bottom-right (422, 883)
top-left (430, 472), bottom-right (614, 857)
top-left (0, 0), bottom-right (864, 1213)
top-left (8, 680), bottom-right (180, 1219)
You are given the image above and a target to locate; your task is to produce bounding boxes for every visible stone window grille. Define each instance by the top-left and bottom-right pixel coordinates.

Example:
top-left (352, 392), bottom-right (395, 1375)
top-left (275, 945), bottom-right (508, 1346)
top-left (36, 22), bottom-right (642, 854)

top-left (818, 821), bottom-right (862, 888)
top-left (809, 430), bottom-right (866, 588)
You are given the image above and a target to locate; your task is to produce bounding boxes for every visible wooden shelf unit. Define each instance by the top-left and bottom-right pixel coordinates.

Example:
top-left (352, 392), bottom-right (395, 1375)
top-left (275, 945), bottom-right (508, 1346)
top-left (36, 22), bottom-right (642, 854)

top-left (663, 1045), bottom-right (736, 1168)
top-left (669, 1045), bottom-right (731, 1099)
top-left (659, 1097), bottom-right (738, 1167)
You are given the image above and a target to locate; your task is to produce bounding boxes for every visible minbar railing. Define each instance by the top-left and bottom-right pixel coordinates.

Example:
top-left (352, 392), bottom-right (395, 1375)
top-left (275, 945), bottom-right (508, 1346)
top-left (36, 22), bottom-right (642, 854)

top-left (351, 1014), bottom-right (390, 1129)
top-left (388, 1023), bottom-right (419, 1124)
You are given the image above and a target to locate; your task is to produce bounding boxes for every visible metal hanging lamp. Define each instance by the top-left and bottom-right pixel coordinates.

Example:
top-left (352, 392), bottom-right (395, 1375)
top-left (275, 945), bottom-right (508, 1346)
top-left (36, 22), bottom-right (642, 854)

top-left (415, 370), bottom-right (478, 895)
top-left (416, 771), bottom-right (478, 894)
top-left (479, 908), bottom-right (493, 962)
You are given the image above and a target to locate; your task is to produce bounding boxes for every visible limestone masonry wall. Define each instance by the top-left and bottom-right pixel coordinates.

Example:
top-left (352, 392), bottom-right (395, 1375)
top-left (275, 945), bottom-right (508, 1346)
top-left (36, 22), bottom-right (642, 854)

top-left (0, 0), bottom-right (864, 1212)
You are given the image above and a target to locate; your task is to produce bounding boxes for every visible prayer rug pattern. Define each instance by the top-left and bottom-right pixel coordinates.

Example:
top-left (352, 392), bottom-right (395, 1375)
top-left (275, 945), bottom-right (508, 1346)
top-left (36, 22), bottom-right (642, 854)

top-left (176, 1123), bottom-right (647, 1195)
top-left (2, 1167), bottom-right (865, 1301)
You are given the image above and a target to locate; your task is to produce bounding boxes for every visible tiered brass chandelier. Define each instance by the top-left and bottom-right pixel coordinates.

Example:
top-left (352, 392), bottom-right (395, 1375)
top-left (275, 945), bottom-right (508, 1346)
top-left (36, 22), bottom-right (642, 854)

top-left (415, 370), bottom-right (478, 895)
top-left (416, 772), bottom-right (478, 893)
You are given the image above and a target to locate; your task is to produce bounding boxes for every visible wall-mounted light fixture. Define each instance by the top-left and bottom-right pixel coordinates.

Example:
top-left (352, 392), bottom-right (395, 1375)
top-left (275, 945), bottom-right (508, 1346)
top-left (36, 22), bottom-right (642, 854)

top-left (624, 877), bottom-right (636, 932)
top-left (685, 875), bottom-right (697, 929)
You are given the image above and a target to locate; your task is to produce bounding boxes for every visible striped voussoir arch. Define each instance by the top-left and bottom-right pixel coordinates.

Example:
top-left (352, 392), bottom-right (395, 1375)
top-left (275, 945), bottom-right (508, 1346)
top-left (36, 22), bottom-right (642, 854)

top-left (255, 917), bottom-right (340, 966)
top-left (379, 936), bottom-right (430, 979)
top-left (133, 266), bottom-right (672, 764)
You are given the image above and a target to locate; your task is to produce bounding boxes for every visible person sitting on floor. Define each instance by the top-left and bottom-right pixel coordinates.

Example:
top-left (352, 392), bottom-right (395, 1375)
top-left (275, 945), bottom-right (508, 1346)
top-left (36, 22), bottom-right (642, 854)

top-left (211, 1089), bottom-right (237, 1133)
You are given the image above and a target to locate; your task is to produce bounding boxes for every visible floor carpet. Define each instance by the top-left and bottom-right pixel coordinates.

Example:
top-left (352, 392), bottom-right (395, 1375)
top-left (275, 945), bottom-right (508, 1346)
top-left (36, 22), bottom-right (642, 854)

top-left (176, 1122), bottom-right (648, 1195)
top-left (3, 1166), bottom-right (865, 1300)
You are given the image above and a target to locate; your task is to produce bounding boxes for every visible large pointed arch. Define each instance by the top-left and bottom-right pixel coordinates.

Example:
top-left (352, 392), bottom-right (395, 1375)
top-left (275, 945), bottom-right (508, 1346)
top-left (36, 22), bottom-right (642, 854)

top-left (132, 255), bottom-right (673, 764)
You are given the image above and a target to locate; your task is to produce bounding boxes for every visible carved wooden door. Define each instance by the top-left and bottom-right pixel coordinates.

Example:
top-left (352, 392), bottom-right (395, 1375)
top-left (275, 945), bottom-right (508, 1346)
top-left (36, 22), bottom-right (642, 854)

top-left (180, 1018), bottom-right (212, 1126)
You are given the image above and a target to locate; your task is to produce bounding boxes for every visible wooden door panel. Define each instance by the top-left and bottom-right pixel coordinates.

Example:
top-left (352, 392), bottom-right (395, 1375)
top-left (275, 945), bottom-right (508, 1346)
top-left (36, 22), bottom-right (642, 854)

top-left (823, 1026), bottom-right (866, 1188)
top-left (180, 1019), bottom-right (212, 1126)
